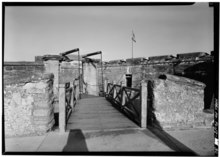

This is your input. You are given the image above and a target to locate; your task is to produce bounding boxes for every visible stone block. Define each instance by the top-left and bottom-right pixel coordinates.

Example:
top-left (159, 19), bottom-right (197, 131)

top-left (34, 100), bottom-right (53, 108)
top-left (22, 81), bottom-right (51, 94)
top-left (26, 66), bottom-right (35, 70)
top-left (5, 66), bottom-right (13, 71)
top-left (33, 108), bottom-right (53, 117)
top-left (33, 115), bottom-right (54, 125)
top-left (33, 93), bottom-right (47, 101)
top-left (11, 93), bottom-right (22, 107)
top-left (35, 66), bottom-right (45, 72)
top-left (13, 66), bottom-right (26, 70)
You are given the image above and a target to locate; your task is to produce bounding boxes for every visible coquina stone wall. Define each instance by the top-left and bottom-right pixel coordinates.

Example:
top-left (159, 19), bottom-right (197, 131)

top-left (97, 52), bottom-right (214, 109)
top-left (83, 62), bottom-right (99, 96)
top-left (4, 73), bottom-right (55, 137)
top-left (4, 62), bottom-right (45, 86)
top-left (147, 74), bottom-right (213, 130)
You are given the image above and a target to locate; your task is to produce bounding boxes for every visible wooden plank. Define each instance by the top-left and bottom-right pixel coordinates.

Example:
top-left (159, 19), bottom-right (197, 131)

top-left (67, 97), bottom-right (138, 131)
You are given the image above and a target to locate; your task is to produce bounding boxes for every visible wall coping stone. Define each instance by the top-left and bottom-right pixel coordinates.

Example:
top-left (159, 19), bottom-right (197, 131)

top-left (148, 55), bottom-right (175, 61)
top-left (177, 52), bottom-right (209, 59)
top-left (42, 55), bottom-right (63, 61)
top-left (159, 74), bottom-right (206, 88)
top-left (4, 62), bottom-right (44, 66)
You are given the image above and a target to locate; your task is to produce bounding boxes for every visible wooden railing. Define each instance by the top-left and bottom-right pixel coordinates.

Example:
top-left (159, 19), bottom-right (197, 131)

top-left (105, 80), bottom-right (147, 128)
top-left (59, 79), bottom-right (79, 133)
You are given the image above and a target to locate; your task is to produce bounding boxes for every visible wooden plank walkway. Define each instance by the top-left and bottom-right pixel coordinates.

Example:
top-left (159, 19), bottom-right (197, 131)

top-left (67, 96), bottom-right (139, 131)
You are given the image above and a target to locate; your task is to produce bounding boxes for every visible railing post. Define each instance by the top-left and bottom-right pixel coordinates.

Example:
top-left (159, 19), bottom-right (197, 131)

top-left (141, 81), bottom-right (147, 128)
top-left (70, 81), bottom-right (74, 109)
top-left (59, 84), bottom-right (66, 133)
top-left (75, 80), bottom-right (79, 101)
top-left (113, 81), bottom-right (116, 99)
top-left (107, 80), bottom-right (110, 93)
top-left (104, 79), bottom-right (108, 94)
top-left (121, 87), bottom-right (126, 107)
top-left (106, 80), bottom-right (110, 96)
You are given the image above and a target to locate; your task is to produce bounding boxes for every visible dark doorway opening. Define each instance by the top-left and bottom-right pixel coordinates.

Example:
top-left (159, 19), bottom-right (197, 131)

top-left (126, 74), bottom-right (132, 87)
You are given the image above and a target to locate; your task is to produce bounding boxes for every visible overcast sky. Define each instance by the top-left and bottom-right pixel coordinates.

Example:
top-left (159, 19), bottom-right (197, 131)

top-left (4, 3), bottom-right (213, 61)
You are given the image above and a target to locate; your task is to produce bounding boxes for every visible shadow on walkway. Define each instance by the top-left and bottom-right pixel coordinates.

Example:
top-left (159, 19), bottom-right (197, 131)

top-left (62, 129), bottom-right (88, 152)
top-left (148, 126), bottom-right (197, 156)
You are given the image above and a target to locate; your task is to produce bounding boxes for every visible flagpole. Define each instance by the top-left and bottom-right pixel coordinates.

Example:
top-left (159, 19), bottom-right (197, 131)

top-left (132, 36), bottom-right (133, 64)
top-left (132, 31), bottom-right (133, 66)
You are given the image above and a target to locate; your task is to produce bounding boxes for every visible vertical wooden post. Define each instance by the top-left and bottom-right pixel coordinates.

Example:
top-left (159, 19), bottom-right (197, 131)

top-left (141, 81), bottom-right (147, 128)
top-left (75, 80), bottom-right (79, 100)
top-left (104, 80), bottom-right (108, 94)
top-left (120, 82), bottom-right (123, 105)
top-left (70, 81), bottom-right (74, 109)
top-left (59, 84), bottom-right (66, 133)
top-left (73, 80), bottom-right (76, 101)
top-left (107, 80), bottom-right (109, 94)
top-left (113, 81), bottom-right (116, 99)
top-left (121, 87), bottom-right (126, 107)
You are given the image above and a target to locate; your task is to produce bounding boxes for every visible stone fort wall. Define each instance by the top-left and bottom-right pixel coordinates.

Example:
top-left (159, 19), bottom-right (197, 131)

top-left (97, 52), bottom-right (214, 109)
top-left (3, 52), bottom-right (215, 132)
top-left (4, 52), bottom-right (215, 110)
top-left (4, 61), bottom-right (45, 86)
top-left (4, 73), bottom-right (55, 137)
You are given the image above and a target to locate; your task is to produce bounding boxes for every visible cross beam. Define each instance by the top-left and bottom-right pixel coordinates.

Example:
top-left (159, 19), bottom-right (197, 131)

top-left (82, 51), bottom-right (102, 58)
top-left (59, 48), bottom-right (81, 98)
top-left (59, 48), bottom-right (79, 56)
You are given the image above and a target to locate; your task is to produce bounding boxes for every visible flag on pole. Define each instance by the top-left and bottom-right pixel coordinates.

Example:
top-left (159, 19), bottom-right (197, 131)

top-left (132, 31), bottom-right (136, 42)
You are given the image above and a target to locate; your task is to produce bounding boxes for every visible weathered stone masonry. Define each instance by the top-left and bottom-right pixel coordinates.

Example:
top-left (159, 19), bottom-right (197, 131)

top-left (97, 52), bottom-right (214, 109)
top-left (4, 73), bottom-right (55, 137)
top-left (147, 74), bottom-right (209, 129)
top-left (3, 51), bottom-right (215, 133)
top-left (4, 61), bottom-right (45, 86)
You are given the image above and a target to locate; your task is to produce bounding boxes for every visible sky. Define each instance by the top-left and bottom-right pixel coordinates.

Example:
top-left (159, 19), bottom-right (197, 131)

top-left (4, 3), bottom-right (213, 61)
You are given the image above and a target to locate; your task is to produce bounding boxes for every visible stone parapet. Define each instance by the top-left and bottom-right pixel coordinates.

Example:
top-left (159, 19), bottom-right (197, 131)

top-left (4, 73), bottom-right (55, 137)
top-left (177, 52), bottom-right (209, 60)
top-left (4, 62), bottom-right (45, 85)
top-left (147, 74), bottom-right (213, 130)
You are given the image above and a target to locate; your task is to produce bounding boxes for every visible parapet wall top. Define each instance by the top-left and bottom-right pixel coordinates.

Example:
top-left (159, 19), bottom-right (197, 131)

top-left (176, 52), bottom-right (208, 60)
top-left (148, 55), bottom-right (175, 61)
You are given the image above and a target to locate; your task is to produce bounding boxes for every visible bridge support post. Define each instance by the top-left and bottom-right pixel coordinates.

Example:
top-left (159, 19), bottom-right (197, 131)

top-left (70, 81), bottom-right (74, 109)
top-left (113, 81), bottom-right (117, 99)
top-left (59, 84), bottom-right (66, 133)
top-left (141, 81), bottom-right (147, 128)
top-left (104, 79), bottom-right (108, 95)
top-left (121, 87), bottom-right (126, 107)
